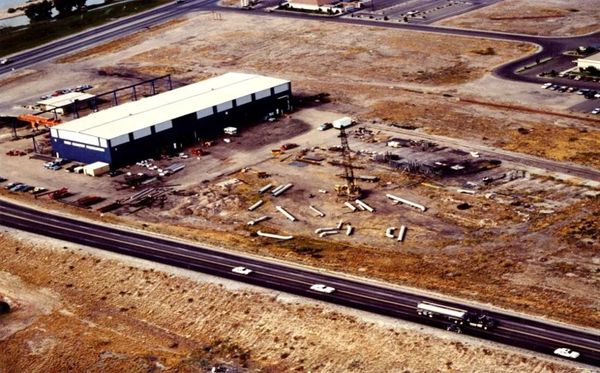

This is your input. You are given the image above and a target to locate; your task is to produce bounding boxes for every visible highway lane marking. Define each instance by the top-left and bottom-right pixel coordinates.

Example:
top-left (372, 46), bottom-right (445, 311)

top-left (1, 210), bottom-right (240, 269)
top-left (3, 209), bottom-right (598, 351)
top-left (499, 319), bottom-right (600, 345)
top-left (2, 207), bottom-right (425, 302)
top-left (497, 326), bottom-right (600, 353)
top-left (2, 210), bottom-right (416, 310)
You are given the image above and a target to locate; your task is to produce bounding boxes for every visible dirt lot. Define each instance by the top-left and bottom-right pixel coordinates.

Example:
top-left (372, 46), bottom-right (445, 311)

top-left (437, 0), bottom-right (600, 36)
top-left (1, 106), bottom-right (598, 331)
top-left (2, 12), bottom-right (598, 168)
top-left (0, 9), bottom-right (599, 371)
top-left (0, 230), bottom-right (592, 372)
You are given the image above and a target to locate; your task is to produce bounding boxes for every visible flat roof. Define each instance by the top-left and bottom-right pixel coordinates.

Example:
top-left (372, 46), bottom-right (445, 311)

top-left (53, 72), bottom-right (290, 141)
top-left (579, 51), bottom-right (600, 62)
top-left (37, 92), bottom-right (96, 107)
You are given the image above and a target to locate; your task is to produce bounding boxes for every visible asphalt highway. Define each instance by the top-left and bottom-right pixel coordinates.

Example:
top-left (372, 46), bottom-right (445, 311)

top-left (1, 199), bottom-right (599, 366)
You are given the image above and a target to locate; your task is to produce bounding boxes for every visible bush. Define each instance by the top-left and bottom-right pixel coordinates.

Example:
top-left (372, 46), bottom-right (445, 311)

top-left (24, 0), bottom-right (53, 21)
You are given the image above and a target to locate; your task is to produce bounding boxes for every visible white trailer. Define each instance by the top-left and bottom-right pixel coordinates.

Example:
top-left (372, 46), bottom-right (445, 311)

top-left (83, 161), bottom-right (110, 177)
top-left (417, 302), bottom-right (467, 322)
top-left (332, 116), bottom-right (352, 129)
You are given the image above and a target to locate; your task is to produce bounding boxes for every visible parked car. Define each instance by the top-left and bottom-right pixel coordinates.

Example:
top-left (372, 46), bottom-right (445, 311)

top-left (6, 182), bottom-right (22, 190)
top-left (591, 108), bottom-right (600, 115)
top-left (13, 184), bottom-right (30, 192)
top-left (319, 122), bottom-right (333, 130)
top-left (541, 82), bottom-right (552, 89)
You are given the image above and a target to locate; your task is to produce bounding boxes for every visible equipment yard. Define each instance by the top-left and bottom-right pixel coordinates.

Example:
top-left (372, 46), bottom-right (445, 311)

top-left (1, 5), bottom-right (599, 372)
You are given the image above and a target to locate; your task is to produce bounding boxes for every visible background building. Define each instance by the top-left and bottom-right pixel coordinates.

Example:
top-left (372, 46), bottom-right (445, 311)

top-left (50, 73), bottom-right (291, 167)
top-left (577, 52), bottom-right (600, 71)
top-left (37, 92), bottom-right (96, 115)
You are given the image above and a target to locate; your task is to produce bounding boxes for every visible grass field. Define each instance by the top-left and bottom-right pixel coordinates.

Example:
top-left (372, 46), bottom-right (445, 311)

top-left (0, 0), bottom-right (171, 57)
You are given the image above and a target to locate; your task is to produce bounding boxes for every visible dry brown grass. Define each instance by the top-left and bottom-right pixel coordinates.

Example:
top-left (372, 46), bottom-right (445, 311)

top-left (366, 90), bottom-right (600, 169)
top-left (120, 13), bottom-right (534, 87)
top-left (0, 232), bottom-right (587, 372)
top-left (56, 19), bottom-right (186, 63)
top-left (437, 0), bottom-right (600, 36)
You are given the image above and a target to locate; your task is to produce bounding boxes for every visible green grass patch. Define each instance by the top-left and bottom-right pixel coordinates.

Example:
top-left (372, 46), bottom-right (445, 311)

top-left (0, 0), bottom-right (172, 57)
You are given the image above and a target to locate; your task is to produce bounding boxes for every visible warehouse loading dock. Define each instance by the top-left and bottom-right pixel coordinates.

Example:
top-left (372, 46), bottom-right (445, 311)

top-left (49, 73), bottom-right (292, 167)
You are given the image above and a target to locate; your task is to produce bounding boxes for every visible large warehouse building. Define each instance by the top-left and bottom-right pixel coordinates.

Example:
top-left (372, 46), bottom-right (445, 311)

top-left (50, 72), bottom-right (292, 167)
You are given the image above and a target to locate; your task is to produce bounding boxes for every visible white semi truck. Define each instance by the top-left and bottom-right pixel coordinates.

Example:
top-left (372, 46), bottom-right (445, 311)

top-left (417, 301), bottom-right (496, 331)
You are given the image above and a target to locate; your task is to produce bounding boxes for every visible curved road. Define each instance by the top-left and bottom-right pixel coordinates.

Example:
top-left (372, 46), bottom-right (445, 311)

top-left (1, 199), bottom-right (599, 367)
top-left (1, 0), bottom-right (599, 90)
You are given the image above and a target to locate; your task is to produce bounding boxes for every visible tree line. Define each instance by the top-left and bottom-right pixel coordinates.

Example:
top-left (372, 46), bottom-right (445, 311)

top-left (21, 0), bottom-right (88, 22)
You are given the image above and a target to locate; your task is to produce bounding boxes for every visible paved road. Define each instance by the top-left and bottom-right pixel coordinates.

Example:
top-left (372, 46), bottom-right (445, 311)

top-left (1, 199), bottom-right (599, 366)
top-left (0, 0), bottom-right (213, 74)
top-left (1, 0), bottom-right (599, 91)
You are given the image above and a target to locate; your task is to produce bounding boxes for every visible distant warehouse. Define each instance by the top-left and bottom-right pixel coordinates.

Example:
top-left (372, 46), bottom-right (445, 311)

top-left (50, 72), bottom-right (291, 166)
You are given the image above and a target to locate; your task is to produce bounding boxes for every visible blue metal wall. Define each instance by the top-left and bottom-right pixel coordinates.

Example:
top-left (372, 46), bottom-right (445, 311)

top-left (52, 85), bottom-right (292, 167)
top-left (51, 138), bottom-right (112, 164)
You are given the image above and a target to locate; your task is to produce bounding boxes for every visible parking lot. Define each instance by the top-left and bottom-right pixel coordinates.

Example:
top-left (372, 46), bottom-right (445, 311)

top-left (350, 0), bottom-right (502, 24)
top-left (538, 82), bottom-right (600, 114)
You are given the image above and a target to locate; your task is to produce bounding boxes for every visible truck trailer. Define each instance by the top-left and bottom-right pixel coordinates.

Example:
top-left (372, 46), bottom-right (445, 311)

top-left (416, 301), bottom-right (495, 331)
top-left (332, 117), bottom-right (353, 129)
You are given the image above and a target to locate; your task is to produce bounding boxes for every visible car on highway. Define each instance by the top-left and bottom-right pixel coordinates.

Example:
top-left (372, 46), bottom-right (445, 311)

top-left (310, 284), bottom-right (336, 293)
top-left (0, 58), bottom-right (11, 65)
top-left (553, 348), bottom-right (580, 359)
top-left (231, 266), bottom-right (253, 275)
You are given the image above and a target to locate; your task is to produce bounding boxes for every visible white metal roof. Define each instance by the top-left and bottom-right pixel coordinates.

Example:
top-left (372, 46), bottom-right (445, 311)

top-left (52, 73), bottom-right (290, 141)
top-left (417, 302), bottom-right (467, 319)
top-left (579, 51), bottom-right (600, 62)
top-left (37, 92), bottom-right (96, 108)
